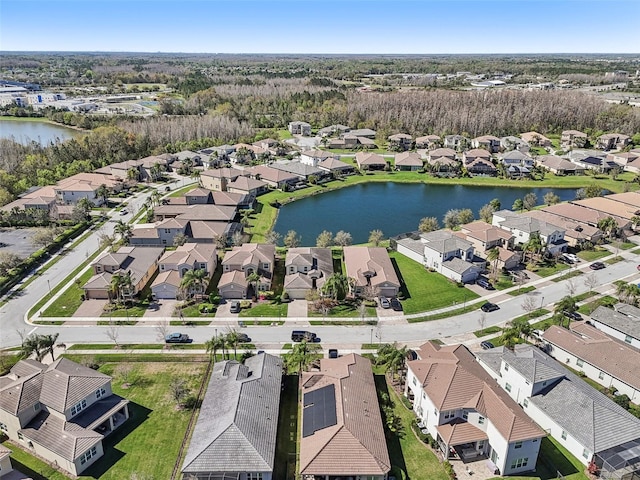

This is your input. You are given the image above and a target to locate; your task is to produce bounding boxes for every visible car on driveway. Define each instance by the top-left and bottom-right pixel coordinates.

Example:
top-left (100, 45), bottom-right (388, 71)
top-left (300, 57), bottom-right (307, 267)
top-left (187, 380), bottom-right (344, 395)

top-left (390, 298), bottom-right (403, 311)
top-left (590, 262), bottom-right (605, 270)
top-left (563, 310), bottom-right (582, 321)
top-left (476, 278), bottom-right (495, 290)
top-left (165, 332), bottom-right (191, 343)
top-left (229, 301), bottom-right (241, 313)
top-left (379, 296), bottom-right (391, 309)
top-left (480, 341), bottom-right (495, 350)
top-left (481, 302), bottom-right (499, 312)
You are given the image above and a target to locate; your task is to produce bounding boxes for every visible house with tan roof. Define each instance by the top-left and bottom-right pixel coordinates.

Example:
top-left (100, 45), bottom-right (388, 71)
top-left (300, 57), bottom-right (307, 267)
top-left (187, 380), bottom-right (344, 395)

top-left (300, 149), bottom-right (338, 167)
top-left (0, 358), bottom-right (129, 476)
top-left (426, 147), bottom-right (460, 173)
top-left (284, 247), bottom-right (333, 299)
top-left (609, 151), bottom-right (640, 170)
top-left (227, 175), bottom-right (268, 197)
top-left (561, 130), bottom-right (588, 149)
top-left (247, 165), bottom-right (299, 190)
top-left (500, 135), bottom-right (530, 152)
top-left (520, 131), bottom-right (552, 148)
top-left (355, 152), bottom-right (387, 171)
top-left (388, 133), bottom-right (413, 151)
top-left (523, 210), bottom-right (603, 247)
top-left (151, 243), bottom-right (217, 299)
top-left (218, 243), bottom-right (276, 299)
top-left (597, 133), bottom-right (631, 151)
top-left (394, 151), bottom-right (423, 171)
top-left (472, 135), bottom-right (501, 153)
top-left (476, 344), bottom-right (640, 475)
top-left (415, 134), bottom-right (441, 149)
top-left (53, 172), bottom-right (121, 207)
top-left (181, 354), bottom-right (282, 480)
top-left (83, 246), bottom-right (163, 300)
top-left (571, 197), bottom-right (638, 222)
top-left (444, 135), bottom-right (470, 151)
top-left (343, 246), bottom-right (400, 298)
top-left (200, 167), bottom-right (245, 191)
top-left (463, 149), bottom-right (496, 175)
top-left (300, 354), bottom-right (390, 479)
top-left (542, 202), bottom-right (629, 230)
top-left (535, 155), bottom-right (584, 175)
top-left (405, 342), bottom-right (545, 474)
top-left (492, 210), bottom-right (567, 255)
top-left (154, 204), bottom-right (238, 223)
top-left (541, 322), bottom-right (640, 405)
top-left (456, 222), bottom-right (519, 270)
top-left (317, 157), bottom-right (356, 176)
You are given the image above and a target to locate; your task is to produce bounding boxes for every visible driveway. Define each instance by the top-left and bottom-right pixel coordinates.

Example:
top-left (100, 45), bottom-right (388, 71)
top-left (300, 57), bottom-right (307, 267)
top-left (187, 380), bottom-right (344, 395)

top-left (73, 300), bottom-right (108, 317)
top-left (215, 300), bottom-right (238, 318)
top-left (144, 299), bottom-right (177, 318)
top-left (287, 299), bottom-right (308, 317)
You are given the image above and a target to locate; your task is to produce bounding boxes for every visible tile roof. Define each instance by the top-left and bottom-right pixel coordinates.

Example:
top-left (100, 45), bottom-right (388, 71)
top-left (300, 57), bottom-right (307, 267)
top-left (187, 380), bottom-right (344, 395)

top-left (228, 175), bottom-right (267, 191)
top-left (542, 203), bottom-right (628, 228)
top-left (152, 269), bottom-right (181, 288)
top-left (420, 230), bottom-right (473, 254)
top-left (606, 192), bottom-right (640, 209)
top-left (437, 419), bottom-right (488, 445)
top-left (429, 148), bottom-right (457, 159)
top-left (536, 155), bottom-right (581, 171)
top-left (158, 242), bottom-right (216, 268)
top-left (300, 354), bottom-right (391, 476)
top-left (318, 157), bottom-right (353, 171)
top-left (355, 152), bottom-right (386, 167)
top-left (523, 210), bottom-right (601, 241)
top-left (394, 151), bottom-right (423, 166)
top-left (200, 167), bottom-right (244, 179)
top-left (222, 243), bottom-right (275, 269)
top-left (410, 342), bottom-right (544, 442)
top-left (0, 365), bottom-right (44, 416)
top-left (572, 197), bottom-right (638, 220)
top-left (459, 221), bottom-right (514, 244)
top-left (188, 220), bottom-right (230, 239)
top-left (90, 246), bottom-right (163, 287)
top-left (497, 215), bottom-right (564, 236)
top-left (181, 354), bottom-right (282, 475)
top-left (542, 323), bottom-right (640, 391)
top-left (269, 160), bottom-right (323, 177)
top-left (343, 246), bottom-right (400, 289)
top-left (248, 165), bottom-right (298, 183)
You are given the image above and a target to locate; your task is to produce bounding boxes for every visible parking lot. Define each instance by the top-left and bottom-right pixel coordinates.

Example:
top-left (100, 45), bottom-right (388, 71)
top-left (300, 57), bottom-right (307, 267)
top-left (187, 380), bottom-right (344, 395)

top-left (0, 227), bottom-right (41, 258)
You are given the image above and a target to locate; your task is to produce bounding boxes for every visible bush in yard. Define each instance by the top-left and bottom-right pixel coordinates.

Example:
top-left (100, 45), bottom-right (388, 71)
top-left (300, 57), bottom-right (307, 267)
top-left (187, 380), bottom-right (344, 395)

top-left (240, 300), bottom-right (252, 309)
top-left (444, 461), bottom-right (457, 480)
top-left (198, 303), bottom-right (215, 313)
top-left (208, 294), bottom-right (221, 305)
top-left (183, 395), bottom-right (200, 409)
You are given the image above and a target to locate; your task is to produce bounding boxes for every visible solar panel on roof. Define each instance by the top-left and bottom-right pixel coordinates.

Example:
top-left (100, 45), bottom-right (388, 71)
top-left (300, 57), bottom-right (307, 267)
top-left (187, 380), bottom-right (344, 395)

top-left (302, 384), bottom-right (337, 438)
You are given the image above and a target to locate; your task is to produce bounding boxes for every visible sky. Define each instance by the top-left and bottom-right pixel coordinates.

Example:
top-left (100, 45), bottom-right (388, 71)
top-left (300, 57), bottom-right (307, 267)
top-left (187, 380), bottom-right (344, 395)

top-left (1, 0), bottom-right (639, 54)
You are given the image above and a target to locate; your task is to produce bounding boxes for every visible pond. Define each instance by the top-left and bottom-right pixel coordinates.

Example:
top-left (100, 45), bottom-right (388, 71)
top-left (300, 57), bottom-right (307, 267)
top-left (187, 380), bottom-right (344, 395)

top-left (274, 182), bottom-right (578, 245)
top-left (0, 118), bottom-right (80, 145)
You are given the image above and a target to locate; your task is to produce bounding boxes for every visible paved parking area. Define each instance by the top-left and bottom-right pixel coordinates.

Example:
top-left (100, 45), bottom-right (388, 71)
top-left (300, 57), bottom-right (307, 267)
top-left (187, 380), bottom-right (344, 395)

top-left (0, 227), bottom-right (40, 258)
top-left (216, 300), bottom-right (238, 318)
top-left (287, 299), bottom-right (308, 317)
top-left (144, 299), bottom-right (177, 317)
top-left (73, 300), bottom-right (108, 317)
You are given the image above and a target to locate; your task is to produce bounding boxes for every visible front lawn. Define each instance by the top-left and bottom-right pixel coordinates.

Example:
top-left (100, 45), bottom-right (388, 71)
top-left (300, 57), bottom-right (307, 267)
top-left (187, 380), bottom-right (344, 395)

top-left (239, 301), bottom-right (289, 317)
top-left (389, 251), bottom-right (479, 314)
top-left (532, 261), bottom-right (570, 278)
top-left (577, 295), bottom-right (616, 315)
top-left (41, 268), bottom-right (94, 317)
top-left (577, 248), bottom-right (610, 261)
top-left (308, 302), bottom-right (376, 318)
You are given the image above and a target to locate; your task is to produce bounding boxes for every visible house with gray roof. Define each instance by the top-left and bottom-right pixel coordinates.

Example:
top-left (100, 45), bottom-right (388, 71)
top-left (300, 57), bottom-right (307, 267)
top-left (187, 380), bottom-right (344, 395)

top-left (269, 160), bottom-right (328, 182)
top-left (476, 345), bottom-right (640, 477)
top-left (284, 247), bottom-right (333, 299)
top-left (492, 211), bottom-right (568, 256)
top-left (288, 120), bottom-right (311, 136)
top-left (181, 353), bottom-right (282, 480)
top-left (0, 358), bottom-right (129, 476)
top-left (590, 304), bottom-right (640, 351)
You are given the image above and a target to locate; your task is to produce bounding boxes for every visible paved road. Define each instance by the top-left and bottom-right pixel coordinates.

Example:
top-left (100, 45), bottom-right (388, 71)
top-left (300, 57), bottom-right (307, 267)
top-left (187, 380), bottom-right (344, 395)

top-left (0, 177), bottom-right (197, 348)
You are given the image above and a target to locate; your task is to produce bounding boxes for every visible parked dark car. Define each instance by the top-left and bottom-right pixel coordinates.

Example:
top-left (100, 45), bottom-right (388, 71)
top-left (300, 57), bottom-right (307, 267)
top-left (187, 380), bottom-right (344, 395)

top-left (237, 333), bottom-right (251, 343)
top-left (476, 278), bottom-right (495, 290)
top-left (291, 330), bottom-right (317, 342)
top-left (481, 302), bottom-right (500, 312)
top-left (563, 310), bottom-right (582, 321)
top-left (390, 298), bottom-right (403, 311)
top-left (165, 332), bottom-right (191, 343)
top-left (590, 262), bottom-right (606, 270)
top-left (379, 296), bottom-right (391, 309)
top-left (480, 341), bottom-right (495, 350)
top-left (328, 349), bottom-right (339, 359)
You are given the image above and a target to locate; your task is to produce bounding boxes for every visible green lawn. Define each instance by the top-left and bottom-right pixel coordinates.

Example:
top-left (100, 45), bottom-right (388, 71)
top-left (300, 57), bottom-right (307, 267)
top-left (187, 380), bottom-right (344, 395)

top-left (474, 326), bottom-right (502, 337)
top-left (508, 285), bottom-right (536, 295)
top-left (41, 268), bottom-right (94, 317)
top-left (577, 248), bottom-right (610, 261)
top-left (606, 256), bottom-right (624, 265)
top-left (551, 270), bottom-right (583, 283)
top-left (239, 301), bottom-right (289, 317)
top-left (532, 261), bottom-right (570, 278)
top-left (577, 295), bottom-right (616, 315)
top-left (389, 251), bottom-right (479, 314)
top-left (273, 374), bottom-right (299, 480)
top-left (308, 302), bottom-right (376, 318)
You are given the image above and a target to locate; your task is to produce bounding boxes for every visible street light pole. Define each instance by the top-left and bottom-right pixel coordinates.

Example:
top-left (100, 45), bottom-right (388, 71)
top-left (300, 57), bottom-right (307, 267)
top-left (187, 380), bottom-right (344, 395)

top-left (540, 296), bottom-right (545, 310)
top-left (47, 279), bottom-right (51, 296)
top-left (370, 328), bottom-right (373, 346)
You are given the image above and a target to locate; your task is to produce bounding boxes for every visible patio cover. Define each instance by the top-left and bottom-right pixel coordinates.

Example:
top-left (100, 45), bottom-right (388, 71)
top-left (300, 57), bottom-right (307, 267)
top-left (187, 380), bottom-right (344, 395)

top-left (437, 420), bottom-right (488, 446)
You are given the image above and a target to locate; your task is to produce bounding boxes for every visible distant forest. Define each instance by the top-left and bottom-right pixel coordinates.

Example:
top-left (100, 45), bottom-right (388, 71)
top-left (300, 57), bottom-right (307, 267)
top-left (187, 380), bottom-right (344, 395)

top-left (1, 52), bottom-right (639, 205)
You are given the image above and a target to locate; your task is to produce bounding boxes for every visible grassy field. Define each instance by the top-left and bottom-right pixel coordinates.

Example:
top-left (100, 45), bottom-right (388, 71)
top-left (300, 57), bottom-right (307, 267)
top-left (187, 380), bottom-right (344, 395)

top-left (533, 261), bottom-right (570, 277)
top-left (4, 361), bottom-right (207, 480)
top-left (474, 326), bottom-right (502, 337)
top-left (577, 295), bottom-right (616, 315)
top-left (273, 374), bottom-right (299, 480)
top-left (389, 251), bottom-right (479, 314)
top-left (41, 268), bottom-right (94, 317)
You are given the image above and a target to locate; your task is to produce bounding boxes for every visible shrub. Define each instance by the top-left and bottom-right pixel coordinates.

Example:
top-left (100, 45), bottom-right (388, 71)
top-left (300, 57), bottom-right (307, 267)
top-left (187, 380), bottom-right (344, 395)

top-left (198, 303), bottom-right (215, 313)
top-left (240, 300), bottom-right (252, 309)
top-left (444, 461), bottom-right (457, 480)
top-left (208, 294), bottom-right (221, 305)
top-left (183, 395), bottom-right (200, 409)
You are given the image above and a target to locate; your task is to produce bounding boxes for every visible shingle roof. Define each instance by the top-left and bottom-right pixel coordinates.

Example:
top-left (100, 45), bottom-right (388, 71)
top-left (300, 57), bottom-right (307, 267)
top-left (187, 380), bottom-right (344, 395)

top-left (181, 354), bottom-right (282, 474)
top-left (300, 354), bottom-right (391, 476)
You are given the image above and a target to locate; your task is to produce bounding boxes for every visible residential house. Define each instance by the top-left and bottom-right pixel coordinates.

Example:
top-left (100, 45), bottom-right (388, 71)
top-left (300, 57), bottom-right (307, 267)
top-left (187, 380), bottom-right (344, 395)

top-left (246, 165), bottom-right (298, 190)
top-left (542, 202), bottom-right (630, 232)
top-left (348, 128), bottom-right (377, 139)
top-left (427, 147), bottom-right (459, 172)
top-left (590, 304), bottom-right (640, 351)
top-left (218, 243), bottom-right (276, 299)
top-left (317, 157), bottom-right (356, 176)
top-left (0, 445), bottom-right (13, 477)
top-left (154, 204), bottom-right (238, 223)
top-left (54, 173), bottom-right (121, 206)
top-left (83, 246), bottom-right (163, 300)
top-left (300, 149), bottom-right (338, 167)
top-left (227, 175), bottom-right (269, 197)
top-left (463, 149), bottom-right (496, 175)
top-left (597, 133), bottom-right (631, 151)
top-left (103, 159), bottom-right (143, 181)
top-left (355, 152), bottom-right (387, 171)
top-left (499, 150), bottom-right (534, 178)
top-left (300, 354), bottom-right (391, 480)
top-left (520, 131), bottom-right (552, 148)
top-left (288, 121), bottom-right (312, 136)
top-left (605, 191), bottom-right (640, 211)
top-left (284, 247), bottom-right (333, 299)
top-left (151, 243), bottom-right (217, 299)
top-left (415, 134), bottom-right (441, 149)
top-left (0, 185), bottom-right (57, 217)
top-left (608, 151), bottom-right (640, 169)
top-left (476, 344), bottom-right (640, 476)
top-left (541, 323), bottom-right (640, 405)
top-left (329, 133), bottom-right (377, 150)
top-left (500, 135), bottom-right (530, 152)
top-left (136, 154), bottom-right (173, 180)
top-left (457, 221), bottom-right (518, 269)
top-left (492, 210), bottom-right (567, 255)
top-left (472, 135), bottom-right (501, 153)
top-left (394, 151), bottom-right (423, 171)
top-left (535, 155), bottom-right (584, 175)
top-left (523, 210), bottom-right (603, 247)
top-left (181, 354), bottom-right (282, 480)
top-left (570, 155), bottom-right (617, 173)
top-left (0, 358), bottom-right (129, 476)
top-left (343, 246), bottom-right (400, 298)
top-left (444, 135), bottom-right (470, 151)
top-left (571, 197), bottom-right (638, 223)
top-left (317, 124), bottom-right (350, 137)
top-left (561, 130), bottom-right (588, 149)
top-left (388, 133), bottom-right (413, 151)
top-left (200, 167), bottom-right (244, 191)
top-left (269, 161), bottom-right (327, 183)
top-left (199, 145), bottom-right (236, 167)
top-left (405, 342), bottom-right (545, 475)
top-left (397, 230), bottom-right (480, 283)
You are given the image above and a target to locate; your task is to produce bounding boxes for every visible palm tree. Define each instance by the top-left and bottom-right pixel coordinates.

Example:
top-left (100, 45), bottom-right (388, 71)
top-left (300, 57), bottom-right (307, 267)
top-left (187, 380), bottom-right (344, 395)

top-left (114, 220), bottom-right (132, 243)
top-left (500, 327), bottom-right (520, 350)
top-left (616, 283), bottom-right (640, 306)
top-left (20, 334), bottom-right (42, 360)
top-left (554, 295), bottom-right (577, 328)
top-left (150, 163), bottom-right (162, 182)
top-left (96, 184), bottom-right (110, 205)
top-left (597, 216), bottom-right (618, 240)
top-left (376, 342), bottom-right (409, 385)
top-left (486, 247), bottom-right (500, 281)
top-left (523, 232), bottom-right (543, 264)
top-left (246, 271), bottom-right (261, 298)
top-left (110, 273), bottom-right (125, 303)
top-left (205, 335), bottom-right (226, 364)
top-left (180, 268), bottom-right (209, 299)
top-left (151, 189), bottom-right (162, 207)
top-left (285, 340), bottom-right (321, 374)
top-left (226, 330), bottom-right (241, 360)
top-left (127, 167), bottom-right (139, 182)
top-left (37, 333), bottom-right (59, 362)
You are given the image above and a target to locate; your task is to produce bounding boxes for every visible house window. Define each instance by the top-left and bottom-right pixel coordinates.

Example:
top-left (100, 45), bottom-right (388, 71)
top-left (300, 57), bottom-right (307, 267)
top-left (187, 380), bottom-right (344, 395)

top-left (18, 432), bottom-right (24, 440)
top-left (478, 440), bottom-right (485, 449)
top-left (462, 411), bottom-right (468, 420)
top-left (598, 371), bottom-right (604, 380)
top-left (542, 381), bottom-right (547, 386)
top-left (523, 399), bottom-right (529, 407)
top-left (412, 377), bottom-right (417, 386)
top-left (576, 359), bottom-right (584, 367)
top-left (505, 383), bottom-right (512, 392)
top-left (71, 399), bottom-right (87, 416)
top-left (247, 474), bottom-right (263, 480)
top-left (96, 388), bottom-right (106, 399)
top-left (625, 335), bottom-right (633, 344)
top-left (443, 410), bottom-right (455, 420)
top-left (478, 416), bottom-right (485, 425)
top-left (515, 441), bottom-right (523, 449)
top-left (0, 422), bottom-right (7, 432)
top-left (34, 402), bottom-right (40, 411)
top-left (504, 363), bottom-right (510, 371)
top-left (262, 263), bottom-right (269, 270)
top-left (583, 449), bottom-right (590, 460)
top-left (510, 458), bottom-right (529, 469)
top-left (561, 430), bottom-right (567, 440)
top-left (434, 408), bottom-right (438, 416)
top-left (80, 446), bottom-right (98, 465)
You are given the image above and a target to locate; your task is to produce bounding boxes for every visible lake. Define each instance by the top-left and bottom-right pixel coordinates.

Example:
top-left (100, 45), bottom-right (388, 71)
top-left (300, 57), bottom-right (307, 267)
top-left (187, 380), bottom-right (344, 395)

top-left (274, 182), bottom-right (578, 245)
top-left (0, 118), bottom-right (80, 145)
